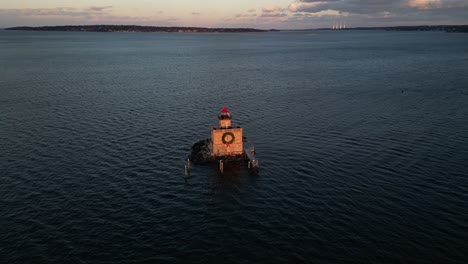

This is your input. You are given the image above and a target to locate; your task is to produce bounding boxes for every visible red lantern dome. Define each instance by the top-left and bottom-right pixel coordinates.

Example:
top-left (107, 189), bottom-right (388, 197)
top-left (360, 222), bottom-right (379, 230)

top-left (218, 107), bottom-right (232, 120)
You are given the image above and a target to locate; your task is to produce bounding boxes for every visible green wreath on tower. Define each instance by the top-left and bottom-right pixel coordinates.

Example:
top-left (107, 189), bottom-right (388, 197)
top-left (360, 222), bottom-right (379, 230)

top-left (222, 132), bottom-right (235, 144)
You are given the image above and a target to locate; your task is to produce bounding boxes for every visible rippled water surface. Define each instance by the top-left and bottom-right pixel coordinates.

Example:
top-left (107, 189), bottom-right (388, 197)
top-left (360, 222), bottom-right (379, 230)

top-left (1, 30), bottom-right (467, 263)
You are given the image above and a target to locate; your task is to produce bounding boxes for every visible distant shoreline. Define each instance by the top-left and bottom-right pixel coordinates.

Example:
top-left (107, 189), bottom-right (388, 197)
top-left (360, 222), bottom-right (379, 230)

top-left (4, 25), bottom-right (276, 33)
top-left (299, 25), bottom-right (468, 33)
top-left (4, 24), bottom-right (468, 33)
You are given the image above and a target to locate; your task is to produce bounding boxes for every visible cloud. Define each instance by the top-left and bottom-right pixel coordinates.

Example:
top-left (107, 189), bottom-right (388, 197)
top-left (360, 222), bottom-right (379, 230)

top-left (87, 6), bottom-right (113, 12)
top-left (262, 6), bottom-right (284, 13)
top-left (0, 6), bottom-right (179, 27)
top-left (2, 1), bottom-right (467, 29)
top-left (299, 0), bottom-right (341, 2)
top-left (289, 0), bottom-right (468, 15)
top-left (226, 5), bottom-right (290, 27)
top-left (260, 5), bottom-right (288, 18)
top-left (228, 8), bottom-right (260, 23)
top-left (406, 0), bottom-right (444, 9)
top-left (288, 4), bottom-right (298, 12)
top-left (260, 13), bottom-right (288, 18)
top-left (235, 13), bottom-right (257, 18)
top-left (0, 6), bottom-right (113, 18)
top-left (277, 0), bottom-right (468, 29)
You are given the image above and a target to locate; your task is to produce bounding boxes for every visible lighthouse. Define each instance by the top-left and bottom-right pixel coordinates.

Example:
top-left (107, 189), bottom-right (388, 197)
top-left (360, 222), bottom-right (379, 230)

top-left (211, 107), bottom-right (243, 156)
top-left (187, 107), bottom-right (258, 173)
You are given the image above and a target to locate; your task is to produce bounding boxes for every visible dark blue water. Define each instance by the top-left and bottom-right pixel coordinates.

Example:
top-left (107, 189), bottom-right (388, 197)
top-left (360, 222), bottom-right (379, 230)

top-left (1, 30), bottom-right (467, 263)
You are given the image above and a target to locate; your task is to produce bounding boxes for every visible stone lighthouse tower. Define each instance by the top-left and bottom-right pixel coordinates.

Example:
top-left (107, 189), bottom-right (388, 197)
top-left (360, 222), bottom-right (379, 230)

top-left (211, 107), bottom-right (243, 156)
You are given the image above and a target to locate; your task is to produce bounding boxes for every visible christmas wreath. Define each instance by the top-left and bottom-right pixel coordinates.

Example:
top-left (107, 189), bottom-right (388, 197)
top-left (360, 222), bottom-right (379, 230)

top-left (222, 132), bottom-right (235, 144)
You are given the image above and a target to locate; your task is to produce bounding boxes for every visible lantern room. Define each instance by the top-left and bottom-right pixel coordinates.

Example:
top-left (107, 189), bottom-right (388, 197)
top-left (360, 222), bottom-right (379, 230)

top-left (218, 107), bottom-right (232, 128)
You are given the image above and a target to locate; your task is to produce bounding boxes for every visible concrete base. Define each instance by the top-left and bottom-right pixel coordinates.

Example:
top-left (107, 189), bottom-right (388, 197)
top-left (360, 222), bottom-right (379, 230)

top-left (189, 139), bottom-right (248, 165)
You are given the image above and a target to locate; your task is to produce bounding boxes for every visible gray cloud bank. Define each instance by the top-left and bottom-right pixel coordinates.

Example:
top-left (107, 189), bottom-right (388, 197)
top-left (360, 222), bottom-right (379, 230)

top-left (289, 0), bottom-right (468, 16)
top-left (284, 0), bottom-right (468, 28)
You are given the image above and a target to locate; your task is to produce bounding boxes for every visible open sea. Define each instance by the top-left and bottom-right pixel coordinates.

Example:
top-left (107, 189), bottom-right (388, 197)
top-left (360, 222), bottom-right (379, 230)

top-left (1, 30), bottom-right (467, 263)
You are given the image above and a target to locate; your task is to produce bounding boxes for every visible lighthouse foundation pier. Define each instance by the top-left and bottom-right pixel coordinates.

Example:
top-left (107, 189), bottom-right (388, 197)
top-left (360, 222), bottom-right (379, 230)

top-left (244, 144), bottom-right (259, 173)
top-left (189, 139), bottom-right (247, 165)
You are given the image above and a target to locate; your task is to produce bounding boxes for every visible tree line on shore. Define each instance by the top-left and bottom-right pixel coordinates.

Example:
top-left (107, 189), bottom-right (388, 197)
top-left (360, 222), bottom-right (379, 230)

top-left (5, 25), bottom-right (273, 33)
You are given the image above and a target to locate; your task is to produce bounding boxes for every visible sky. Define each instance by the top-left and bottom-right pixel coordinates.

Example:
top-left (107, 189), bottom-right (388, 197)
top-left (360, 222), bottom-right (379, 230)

top-left (0, 0), bottom-right (467, 29)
